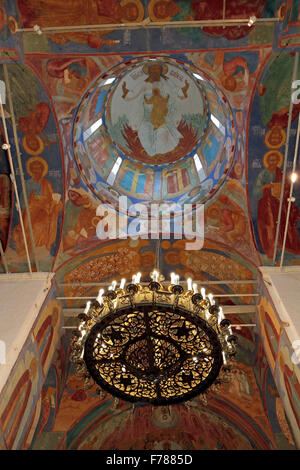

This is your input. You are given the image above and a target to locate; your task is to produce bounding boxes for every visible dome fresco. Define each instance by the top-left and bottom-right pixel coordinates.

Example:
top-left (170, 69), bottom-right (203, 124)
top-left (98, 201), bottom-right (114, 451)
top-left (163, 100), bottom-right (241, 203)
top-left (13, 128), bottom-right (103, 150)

top-left (72, 57), bottom-right (236, 210)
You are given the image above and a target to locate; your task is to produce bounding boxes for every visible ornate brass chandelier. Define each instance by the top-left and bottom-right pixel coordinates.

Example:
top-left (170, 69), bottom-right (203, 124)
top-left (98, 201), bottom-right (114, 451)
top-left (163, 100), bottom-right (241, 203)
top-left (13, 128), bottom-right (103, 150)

top-left (70, 271), bottom-right (238, 406)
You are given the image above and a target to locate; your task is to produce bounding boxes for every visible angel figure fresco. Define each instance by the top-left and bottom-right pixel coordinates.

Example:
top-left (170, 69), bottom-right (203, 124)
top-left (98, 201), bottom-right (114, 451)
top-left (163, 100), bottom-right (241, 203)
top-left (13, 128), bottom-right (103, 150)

top-left (46, 59), bottom-right (89, 119)
top-left (17, 0), bottom-right (144, 48)
top-left (120, 62), bottom-right (191, 156)
top-left (62, 188), bottom-right (100, 252)
top-left (12, 156), bottom-right (62, 256)
top-left (206, 195), bottom-right (249, 247)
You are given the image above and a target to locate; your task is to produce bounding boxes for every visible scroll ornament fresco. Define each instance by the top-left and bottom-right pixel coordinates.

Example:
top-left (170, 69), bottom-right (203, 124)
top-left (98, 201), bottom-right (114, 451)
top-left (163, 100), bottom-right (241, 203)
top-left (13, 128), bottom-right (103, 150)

top-left (55, 238), bottom-right (257, 311)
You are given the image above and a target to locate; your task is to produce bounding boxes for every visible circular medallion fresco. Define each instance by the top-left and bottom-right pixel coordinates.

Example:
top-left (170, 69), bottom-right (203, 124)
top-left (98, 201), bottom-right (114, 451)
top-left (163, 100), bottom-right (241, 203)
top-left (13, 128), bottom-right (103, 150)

top-left (104, 61), bottom-right (208, 165)
top-left (73, 57), bottom-right (235, 209)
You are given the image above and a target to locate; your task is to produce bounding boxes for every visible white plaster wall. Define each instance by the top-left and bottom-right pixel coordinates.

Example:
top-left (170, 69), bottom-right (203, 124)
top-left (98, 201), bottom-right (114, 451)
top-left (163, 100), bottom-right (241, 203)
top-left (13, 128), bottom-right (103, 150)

top-left (0, 272), bottom-right (54, 393)
top-left (259, 266), bottom-right (300, 344)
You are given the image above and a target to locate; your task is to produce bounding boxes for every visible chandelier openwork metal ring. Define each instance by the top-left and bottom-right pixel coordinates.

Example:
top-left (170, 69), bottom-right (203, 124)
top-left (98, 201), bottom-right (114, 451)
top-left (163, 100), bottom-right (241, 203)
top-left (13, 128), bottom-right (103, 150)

top-left (84, 304), bottom-right (223, 405)
top-left (71, 271), bottom-right (238, 406)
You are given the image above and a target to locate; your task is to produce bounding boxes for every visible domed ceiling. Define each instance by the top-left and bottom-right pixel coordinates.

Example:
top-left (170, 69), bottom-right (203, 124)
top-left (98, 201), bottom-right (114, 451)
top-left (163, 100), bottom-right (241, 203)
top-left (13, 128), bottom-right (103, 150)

top-left (73, 57), bottom-right (235, 209)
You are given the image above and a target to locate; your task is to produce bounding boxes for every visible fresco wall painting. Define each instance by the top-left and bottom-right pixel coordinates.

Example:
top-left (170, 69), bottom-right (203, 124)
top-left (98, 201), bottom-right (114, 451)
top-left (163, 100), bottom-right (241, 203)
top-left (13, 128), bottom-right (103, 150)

top-left (29, 326), bottom-right (296, 450)
top-left (0, 280), bottom-right (64, 449)
top-left (247, 51), bottom-right (300, 266)
top-left (256, 275), bottom-right (300, 447)
top-left (15, 0), bottom-right (277, 55)
top-left (0, 63), bottom-right (65, 272)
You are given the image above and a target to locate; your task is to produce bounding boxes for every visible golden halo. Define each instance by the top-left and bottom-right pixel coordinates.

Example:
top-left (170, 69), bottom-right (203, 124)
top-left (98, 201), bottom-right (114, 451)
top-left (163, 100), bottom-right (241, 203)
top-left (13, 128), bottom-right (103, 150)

top-left (263, 150), bottom-right (283, 169)
top-left (142, 64), bottom-right (149, 75)
top-left (207, 205), bottom-right (220, 219)
top-left (148, 0), bottom-right (174, 22)
top-left (8, 16), bottom-right (18, 34)
top-left (22, 134), bottom-right (45, 155)
top-left (221, 74), bottom-right (237, 92)
top-left (26, 156), bottom-right (48, 178)
top-left (264, 126), bottom-right (286, 149)
top-left (142, 62), bottom-right (168, 76)
top-left (162, 63), bottom-right (168, 74)
top-left (120, 0), bottom-right (145, 23)
top-left (277, 3), bottom-right (287, 21)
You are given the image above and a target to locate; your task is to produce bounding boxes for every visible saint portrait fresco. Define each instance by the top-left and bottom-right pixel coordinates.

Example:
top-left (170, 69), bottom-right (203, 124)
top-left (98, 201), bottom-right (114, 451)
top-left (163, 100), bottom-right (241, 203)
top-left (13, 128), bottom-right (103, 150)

top-left (253, 150), bottom-right (300, 259)
top-left (12, 156), bottom-right (63, 256)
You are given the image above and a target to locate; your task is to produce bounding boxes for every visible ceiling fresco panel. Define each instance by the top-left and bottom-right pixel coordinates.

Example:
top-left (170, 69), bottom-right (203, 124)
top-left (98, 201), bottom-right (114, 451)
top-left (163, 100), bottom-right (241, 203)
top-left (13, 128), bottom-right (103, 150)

top-left (21, 50), bottom-right (268, 271)
top-left (273, 0), bottom-right (300, 51)
top-left (0, 1), bottom-right (23, 63)
top-left (15, 0), bottom-right (277, 54)
top-left (247, 52), bottom-right (300, 265)
top-left (0, 63), bottom-right (65, 272)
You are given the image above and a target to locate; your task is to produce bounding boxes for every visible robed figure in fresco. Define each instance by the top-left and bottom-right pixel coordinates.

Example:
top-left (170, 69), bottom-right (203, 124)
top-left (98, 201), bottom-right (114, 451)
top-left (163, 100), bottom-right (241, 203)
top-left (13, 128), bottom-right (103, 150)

top-left (13, 156), bottom-right (62, 256)
top-left (121, 62), bottom-right (189, 157)
top-left (254, 151), bottom-right (300, 259)
top-left (17, 0), bottom-right (144, 48)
